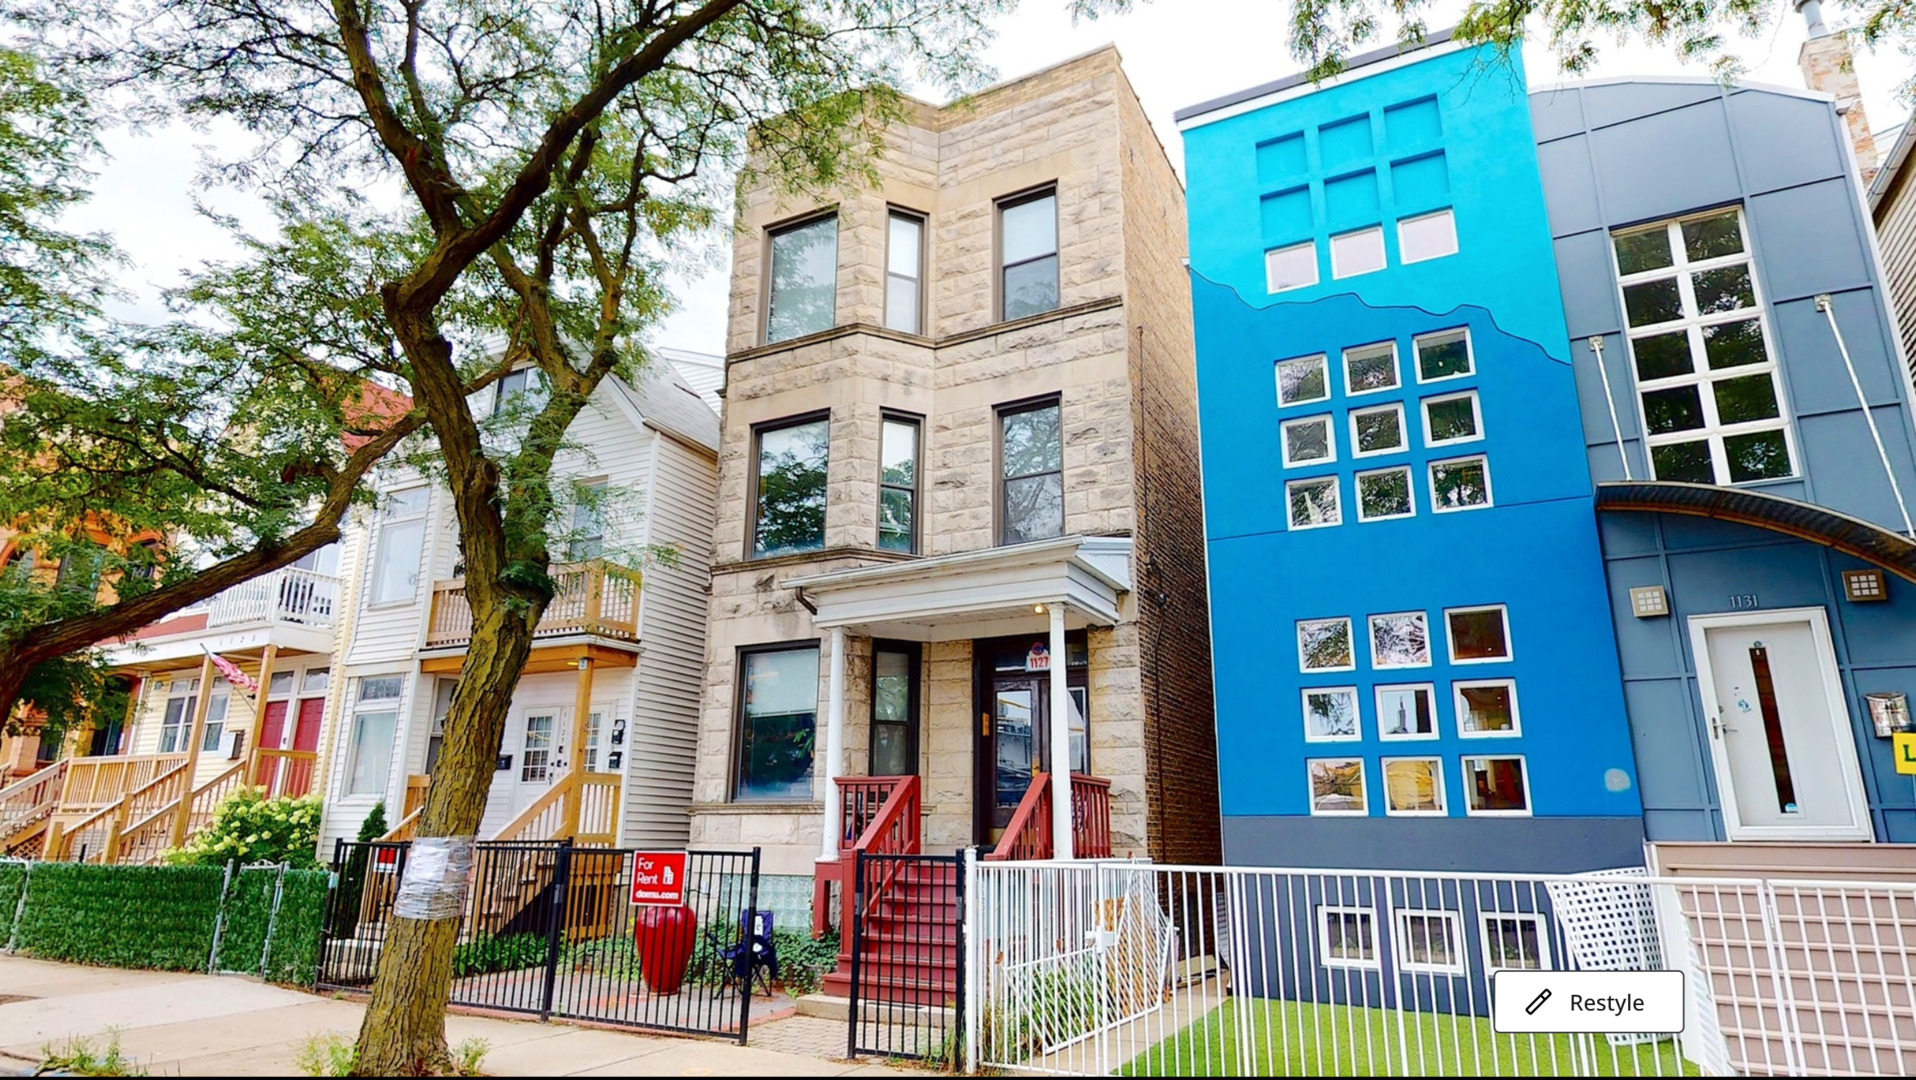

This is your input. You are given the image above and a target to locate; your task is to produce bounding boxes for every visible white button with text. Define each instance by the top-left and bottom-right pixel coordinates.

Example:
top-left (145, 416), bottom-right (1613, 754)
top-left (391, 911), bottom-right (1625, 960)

top-left (1492, 971), bottom-right (1685, 1034)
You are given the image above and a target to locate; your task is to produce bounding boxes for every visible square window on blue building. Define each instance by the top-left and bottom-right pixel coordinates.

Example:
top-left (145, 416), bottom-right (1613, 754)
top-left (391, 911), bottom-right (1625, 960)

top-left (1303, 687), bottom-right (1361, 742)
top-left (1463, 756), bottom-right (1530, 815)
top-left (1377, 684), bottom-right (1438, 739)
top-left (1344, 342), bottom-right (1400, 395)
top-left (1283, 414), bottom-right (1336, 466)
top-left (1423, 391), bottom-right (1482, 446)
top-left (1429, 455), bottom-right (1491, 510)
top-left (1357, 466), bottom-right (1415, 521)
top-left (1399, 209), bottom-right (1458, 263)
top-left (1383, 761), bottom-right (1448, 818)
top-left (1308, 762), bottom-right (1369, 817)
top-left (1297, 616), bottom-right (1355, 671)
top-left (1446, 605), bottom-right (1511, 663)
top-left (1369, 611), bottom-right (1431, 668)
top-left (1276, 353), bottom-right (1331, 406)
top-left (1352, 402), bottom-right (1408, 455)
top-left (1456, 678), bottom-right (1520, 736)
top-left (1267, 241), bottom-right (1319, 293)
top-left (1288, 475), bottom-right (1341, 529)
top-left (1414, 328), bottom-right (1472, 381)
top-left (1331, 226), bottom-right (1386, 278)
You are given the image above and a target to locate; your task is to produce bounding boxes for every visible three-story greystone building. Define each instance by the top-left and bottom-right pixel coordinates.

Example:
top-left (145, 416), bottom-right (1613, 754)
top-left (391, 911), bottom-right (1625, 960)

top-left (688, 47), bottom-right (1219, 935)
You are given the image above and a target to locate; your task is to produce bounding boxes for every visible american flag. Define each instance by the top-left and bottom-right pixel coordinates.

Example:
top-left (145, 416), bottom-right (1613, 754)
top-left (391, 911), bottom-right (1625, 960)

top-left (204, 649), bottom-right (259, 695)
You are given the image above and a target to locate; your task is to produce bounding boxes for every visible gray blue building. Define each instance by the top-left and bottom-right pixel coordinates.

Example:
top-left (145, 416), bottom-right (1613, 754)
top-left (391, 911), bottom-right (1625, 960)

top-left (1182, 33), bottom-right (1916, 880)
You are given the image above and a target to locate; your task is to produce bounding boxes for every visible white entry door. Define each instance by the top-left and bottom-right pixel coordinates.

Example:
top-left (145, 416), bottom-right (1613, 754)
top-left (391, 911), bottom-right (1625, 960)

top-left (1691, 609), bottom-right (1871, 841)
top-left (510, 706), bottom-right (564, 816)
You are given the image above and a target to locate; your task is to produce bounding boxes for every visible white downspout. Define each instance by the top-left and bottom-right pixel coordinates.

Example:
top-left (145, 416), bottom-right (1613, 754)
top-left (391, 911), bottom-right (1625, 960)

top-left (1590, 336), bottom-right (1635, 481)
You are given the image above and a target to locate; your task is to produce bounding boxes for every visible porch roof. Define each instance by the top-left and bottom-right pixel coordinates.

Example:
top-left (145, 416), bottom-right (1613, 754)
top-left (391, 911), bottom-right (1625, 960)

top-left (783, 535), bottom-right (1133, 642)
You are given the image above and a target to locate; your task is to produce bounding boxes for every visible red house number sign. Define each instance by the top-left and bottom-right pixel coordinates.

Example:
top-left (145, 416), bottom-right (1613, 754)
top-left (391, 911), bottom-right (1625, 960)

top-left (629, 851), bottom-right (689, 906)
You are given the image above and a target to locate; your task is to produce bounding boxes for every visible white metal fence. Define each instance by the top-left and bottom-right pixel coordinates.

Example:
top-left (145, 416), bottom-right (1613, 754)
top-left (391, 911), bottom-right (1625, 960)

top-left (963, 857), bottom-right (1916, 1077)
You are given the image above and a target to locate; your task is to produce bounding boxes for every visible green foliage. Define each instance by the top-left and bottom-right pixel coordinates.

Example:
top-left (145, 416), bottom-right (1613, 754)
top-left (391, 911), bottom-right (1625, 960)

top-left (37, 1031), bottom-right (147, 1077)
top-left (166, 788), bottom-right (324, 870)
top-left (294, 1033), bottom-right (356, 1078)
top-left (324, 805), bottom-right (387, 940)
top-left (678, 923), bottom-right (841, 996)
top-left (451, 932), bottom-right (549, 977)
top-left (983, 964), bottom-right (1097, 1064)
top-left (355, 802), bottom-right (389, 843)
top-left (0, 860), bottom-right (25, 943)
top-left (451, 1038), bottom-right (490, 1077)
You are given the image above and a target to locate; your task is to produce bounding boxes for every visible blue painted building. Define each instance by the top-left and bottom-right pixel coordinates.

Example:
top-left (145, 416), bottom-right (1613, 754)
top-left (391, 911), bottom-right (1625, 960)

top-left (1178, 37), bottom-right (1647, 875)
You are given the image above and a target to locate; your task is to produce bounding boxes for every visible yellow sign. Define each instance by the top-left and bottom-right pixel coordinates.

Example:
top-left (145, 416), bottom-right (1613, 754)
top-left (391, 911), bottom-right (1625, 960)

top-left (1896, 733), bottom-right (1916, 776)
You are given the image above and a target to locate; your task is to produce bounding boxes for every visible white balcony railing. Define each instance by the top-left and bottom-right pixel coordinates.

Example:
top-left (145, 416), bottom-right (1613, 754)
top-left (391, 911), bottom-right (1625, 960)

top-left (204, 566), bottom-right (339, 629)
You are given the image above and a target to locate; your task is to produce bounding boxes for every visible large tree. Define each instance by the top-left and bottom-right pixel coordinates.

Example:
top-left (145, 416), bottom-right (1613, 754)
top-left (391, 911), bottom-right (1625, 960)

top-left (29, 0), bottom-right (1015, 1070)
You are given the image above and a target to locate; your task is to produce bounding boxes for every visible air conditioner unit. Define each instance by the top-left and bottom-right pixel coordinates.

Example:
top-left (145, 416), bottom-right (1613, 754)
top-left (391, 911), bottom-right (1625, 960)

top-left (222, 729), bottom-right (246, 760)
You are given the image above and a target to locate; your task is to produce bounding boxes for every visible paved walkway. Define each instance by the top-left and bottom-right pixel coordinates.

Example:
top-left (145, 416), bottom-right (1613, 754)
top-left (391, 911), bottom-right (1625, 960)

top-left (0, 956), bottom-right (904, 1076)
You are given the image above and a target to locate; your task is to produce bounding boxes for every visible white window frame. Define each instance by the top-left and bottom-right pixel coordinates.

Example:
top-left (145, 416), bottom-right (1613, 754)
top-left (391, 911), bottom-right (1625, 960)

top-left (1302, 686), bottom-right (1362, 744)
top-left (1455, 678), bottom-right (1522, 738)
top-left (345, 675), bottom-right (406, 798)
top-left (1342, 341), bottom-right (1401, 398)
top-left (1375, 683), bottom-right (1439, 741)
top-left (1368, 610), bottom-right (1431, 669)
top-left (369, 486), bottom-right (430, 607)
top-left (1356, 465), bottom-right (1416, 522)
top-left (1282, 414), bottom-right (1337, 468)
top-left (1611, 208), bottom-right (1796, 485)
top-left (1266, 241), bottom-right (1320, 294)
top-left (1276, 353), bottom-right (1332, 408)
top-left (1428, 454), bottom-right (1493, 513)
top-left (521, 709), bottom-right (557, 783)
top-left (1318, 905), bottom-right (1381, 968)
top-left (1462, 754), bottom-right (1534, 817)
top-left (1414, 328), bottom-right (1474, 383)
top-left (1421, 391), bottom-right (1483, 447)
top-left (157, 678), bottom-right (201, 754)
top-left (1286, 475), bottom-right (1342, 530)
top-left (1480, 912), bottom-right (1553, 973)
top-left (1330, 226), bottom-right (1386, 279)
top-left (1445, 604), bottom-right (1513, 665)
top-left (885, 208), bottom-right (926, 335)
top-left (199, 682), bottom-right (232, 752)
top-left (1381, 757), bottom-right (1448, 817)
top-left (1350, 402), bottom-right (1408, 457)
top-left (1297, 616), bottom-right (1356, 673)
top-left (1394, 909), bottom-right (1467, 973)
top-left (1398, 209), bottom-right (1459, 265)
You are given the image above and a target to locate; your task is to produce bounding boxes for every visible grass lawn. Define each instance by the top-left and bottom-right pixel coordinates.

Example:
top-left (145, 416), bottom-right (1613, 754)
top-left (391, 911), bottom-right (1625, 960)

top-left (1119, 998), bottom-right (1700, 1077)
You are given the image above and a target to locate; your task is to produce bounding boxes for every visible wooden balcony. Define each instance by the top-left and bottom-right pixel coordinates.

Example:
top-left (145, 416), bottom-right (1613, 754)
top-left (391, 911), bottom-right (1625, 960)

top-left (425, 561), bottom-right (641, 650)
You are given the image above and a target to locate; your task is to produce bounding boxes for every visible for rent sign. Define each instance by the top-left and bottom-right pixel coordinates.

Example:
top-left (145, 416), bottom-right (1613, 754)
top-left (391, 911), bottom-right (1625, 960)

top-left (629, 851), bottom-right (689, 906)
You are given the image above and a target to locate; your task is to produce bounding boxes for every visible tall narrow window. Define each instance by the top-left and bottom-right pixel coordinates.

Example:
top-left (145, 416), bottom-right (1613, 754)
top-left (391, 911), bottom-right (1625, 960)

top-left (493, 367), bottom-right (549, 416)
top-left (999, 399), bottom-right (1064, 544)
top-left (1613, 209), bottom-right (1793, 484)
top-left (878, 415), bottom-right (920, 552)
top-left (520, 712), bottom-right (554, 782)
top-left (765, 214), bottom-right (839, 344)
top-left (886, 211), bottom-right (925, 334)
top-left (568, 481), bottom-right (608, 561)
top-left (426, 677), bottom-right (455, 774)
top-left (1000, 190), bottom-right (1059, 321)
top-left (346, 676), bottom-right (403, 796)
top-left (157, 679), bottom-right (200, 754)
top-left (369, 487), bottom-right (429, 605)
top-left (870, 643), bottom-right (918, 776)
top-left (736, 645), bottom-right (821, 801)
top-left (752, 416), bottom-right (830, 557)
top-left (200, 681), bottom-right (231, 752)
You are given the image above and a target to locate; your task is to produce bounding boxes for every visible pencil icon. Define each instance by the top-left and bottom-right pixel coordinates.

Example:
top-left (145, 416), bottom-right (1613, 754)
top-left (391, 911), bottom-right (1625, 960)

top-left (1525, 988), bottom-right (1553, 1015)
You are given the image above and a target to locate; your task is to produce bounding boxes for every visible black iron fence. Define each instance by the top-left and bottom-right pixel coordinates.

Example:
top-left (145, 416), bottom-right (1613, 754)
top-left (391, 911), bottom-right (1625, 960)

top-left (848, 849), bottom-right (965, 1065)
top-left (318, 839), bottom-right (762, 1043)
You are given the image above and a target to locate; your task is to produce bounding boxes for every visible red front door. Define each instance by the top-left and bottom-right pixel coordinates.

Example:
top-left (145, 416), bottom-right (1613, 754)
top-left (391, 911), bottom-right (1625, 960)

top-left (292, 698), bottom-right (324, 752)
top-left (259, 701), bottom-right (289, 750)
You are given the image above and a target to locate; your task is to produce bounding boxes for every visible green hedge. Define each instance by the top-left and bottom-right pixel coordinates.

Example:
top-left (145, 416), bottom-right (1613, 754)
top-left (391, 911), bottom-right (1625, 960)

top-left (0, 860), bottom-right (328, 982)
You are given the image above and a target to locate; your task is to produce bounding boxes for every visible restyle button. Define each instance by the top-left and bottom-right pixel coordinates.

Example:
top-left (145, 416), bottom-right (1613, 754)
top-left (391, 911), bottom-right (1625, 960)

top-left (1492, 971), bottom-right (1685, 1034)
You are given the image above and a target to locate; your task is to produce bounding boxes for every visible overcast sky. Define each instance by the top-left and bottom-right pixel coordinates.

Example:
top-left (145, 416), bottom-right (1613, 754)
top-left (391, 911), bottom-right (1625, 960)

top-left (64, 1), bottom-right (1916, 359)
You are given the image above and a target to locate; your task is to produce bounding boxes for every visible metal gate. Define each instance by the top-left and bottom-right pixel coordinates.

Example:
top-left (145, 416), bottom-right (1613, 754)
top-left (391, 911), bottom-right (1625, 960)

top-left (848, 849), bottom-right (965, 1064)
top-left (317, 840), bottom-right (763, 1043)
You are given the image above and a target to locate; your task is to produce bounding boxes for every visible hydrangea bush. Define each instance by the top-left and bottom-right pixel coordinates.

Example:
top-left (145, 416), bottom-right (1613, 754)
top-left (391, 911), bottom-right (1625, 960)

top-left (167, 787), bottom-right (324, 869)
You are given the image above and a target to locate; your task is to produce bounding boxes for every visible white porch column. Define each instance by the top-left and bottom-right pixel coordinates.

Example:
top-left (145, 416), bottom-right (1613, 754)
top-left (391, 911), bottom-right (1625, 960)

top-left (819, 626), bottom-right (849, 863)
top-left (1048, 603), bottom-right (1074, 860)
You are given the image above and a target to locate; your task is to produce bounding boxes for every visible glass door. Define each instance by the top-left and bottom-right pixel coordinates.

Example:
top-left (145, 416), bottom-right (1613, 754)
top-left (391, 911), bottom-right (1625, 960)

top-left (990, 676), bottom-right (1044, 829)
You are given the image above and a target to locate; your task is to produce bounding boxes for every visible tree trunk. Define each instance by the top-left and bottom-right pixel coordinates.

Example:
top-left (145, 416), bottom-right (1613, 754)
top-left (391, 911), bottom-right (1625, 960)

top-left (0, 662), bottom-right (29, 732)
top-left (352, 593), bottom-right (542, 1075)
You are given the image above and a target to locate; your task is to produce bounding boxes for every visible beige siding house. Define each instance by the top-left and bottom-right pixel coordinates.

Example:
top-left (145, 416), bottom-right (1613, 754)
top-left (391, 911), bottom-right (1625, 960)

top-left (691, 47), bottom-right (1219, 933)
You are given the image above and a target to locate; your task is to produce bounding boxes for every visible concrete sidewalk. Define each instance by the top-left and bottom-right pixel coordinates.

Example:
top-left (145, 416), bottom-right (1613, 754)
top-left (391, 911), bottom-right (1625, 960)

top-left (0, 956), bottom-right (905, 1076)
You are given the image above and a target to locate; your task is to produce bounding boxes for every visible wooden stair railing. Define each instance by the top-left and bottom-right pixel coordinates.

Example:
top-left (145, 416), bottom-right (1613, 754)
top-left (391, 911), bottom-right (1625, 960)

top-left (985, 773), bottom-right (1115, 861)
top-left (0, 760), bottom-right (67, 847)
top-left (252, 748), bottom-right (319, 799)
top-left (110, 762), bottom-right (196, 864)
top-left (488, 771), bottom-right (621, 844)
top-left (818, 776), bottom-right (921, 944)
top-left (812, 775), bottom-right (915, 936)
top-left (1072, 774), bottom-right (1114, 859)
top-left (491, 774), bottom-right (576, 843)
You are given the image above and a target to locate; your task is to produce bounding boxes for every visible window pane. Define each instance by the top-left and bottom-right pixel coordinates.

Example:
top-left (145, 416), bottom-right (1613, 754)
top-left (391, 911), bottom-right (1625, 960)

top-left (1465, 757), bottom-right (1528, 813)
top-left (386, 486), bottom-right (430, 518)
top-left (872, 724), bottom-right (912, 777)
top-left (1288, 477), bottom-right (1341, 527)
top-left (881, 420), bottom-right (917, 488)
top-left (1713, 374), bottom-right (1781, 424)
top-left (879, 488), bottom-right (914, 552)
top-left (1631, 331), bottom-right (1693, 381)
top-left (1001, 405), bottom-right (1062, 478)
top-left (1448, 608), bottom-right (1509, 660)
top-left (1651, 439), bottom-right (1716, 483)
top-left (304, 669), bottom-right (332, 694)
top-left (521, 714), bottom-right (553, 782)
top-left (1310, 761), bottom-right (1367, 815)
top-left (1354, 408), bottom-right (1404, 453)
top-left (1001, 195), bottom-right (1057, 264)
top-left (1331, 227), bottom-right (1386, 278)
top-left (1682, 213), bottom-right (1743, 261)
top-left (1487, 917), bottom-right (1546, 970)
top-left (874, 650), bottom-right (911, 723)
top-left (1692, 265), bottom-right (1755, 315)
top-left (755, 419), bottom-right (830, 556)
top-left (1003, 255), bottom-right (1060, 320)
top-left (370, 519), bottom-right (425, 604)
top-left (1002, 474), bottom-right (1065, 543)
top-left (1458, 683), bottom-right (1516, 733)
top-left (1399, 209), bottom-right (1458, 263)
top-left (1425, 396), bottom-right (1478, 443)
top-left (1304, 689), bottom-right (1359, 740)
top-left (1430, 459), bottom-right (1490, 509)
top-left (348, 710), bottom-right (397, 795)
top-left (1614, 228), bottom-right (1673, 275)
top-left (1345, 345), bottom-right (1398, 393)
top-left (1370, 612), bottom-right (1429, 666)
top-left (1285, 418), bottom-right (1331, 463)
top-left (1277, 356), bottom-right (1329, 405)
top-left (1725, 429), bottom-right (1792, 482)
top-left (1358, 469), bottom-right (1412, 519)
top-left (1298, 618), bottom-right (1353, 671)
top-left (360, 676), bottom-right (403, 702)
top-left (1642, 385), bottom-right (1705, 434)
top-left (269, 671), bottom-right (295, 696)
top-left (885, 274), bottom-right (921, 334)
top-left (888, 213), bottom-right (921, 276)
top-left (738, 647), bottom-right (820, 800)
top-left (1703, 318), bottom-right (1766, 369)
top-left (1623, 278), bottom-right (1682, 327)
top-left (766, 217), bottom-right (838, 343)
top-left (1416, 331), bottom-right (1470, 379)
top-left (1266, 242), bottom-right (1319, 292)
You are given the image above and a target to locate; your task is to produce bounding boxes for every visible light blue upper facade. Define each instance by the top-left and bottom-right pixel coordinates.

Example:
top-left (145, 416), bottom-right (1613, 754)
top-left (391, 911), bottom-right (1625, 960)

top-left (1182, 42), bottom-right (1646, 871)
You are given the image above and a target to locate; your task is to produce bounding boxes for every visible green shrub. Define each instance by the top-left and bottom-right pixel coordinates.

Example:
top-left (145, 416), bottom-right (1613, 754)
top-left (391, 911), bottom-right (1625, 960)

top-left (0, 860), bottom-right (26, 944)
top-left (167, 787), bottom-right (323, 869)
top-left (451, 932), bottom-right (549, 977)
top-left (324, 803), bottom-right (386, 940)
top-left (12, 862), bottom-right (224, 970)
top-left (294, 1033), bottom-right (355, 1077)
top-left (210, 866), bottom-right (330, 984)
top-left (681, 922), bottom-right (841, 996)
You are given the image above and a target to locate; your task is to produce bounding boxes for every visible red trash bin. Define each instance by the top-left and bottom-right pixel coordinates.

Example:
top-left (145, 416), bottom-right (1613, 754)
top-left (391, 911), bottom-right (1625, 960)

top-left (633, 903), bottom-right (697, 994)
